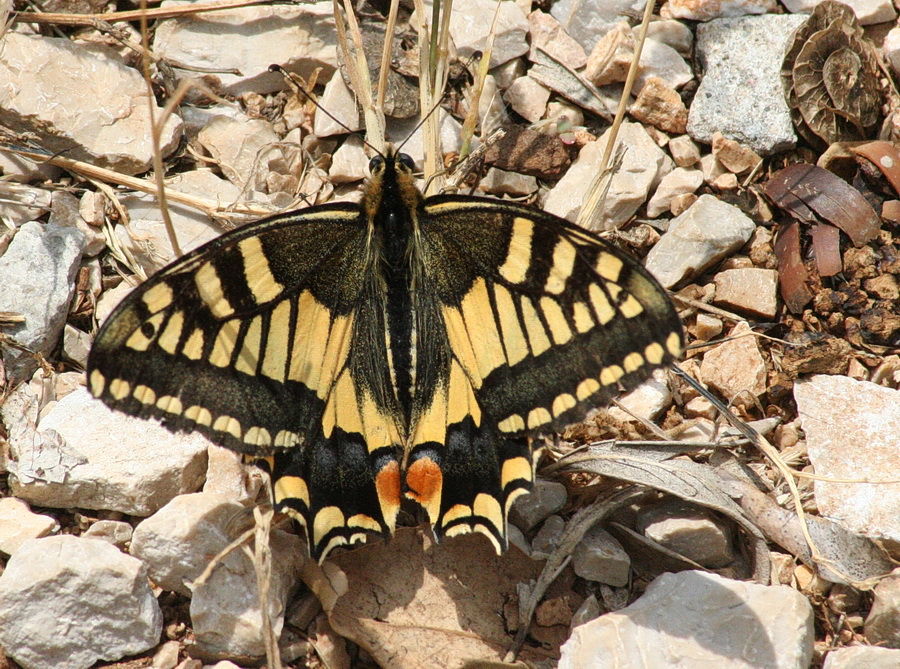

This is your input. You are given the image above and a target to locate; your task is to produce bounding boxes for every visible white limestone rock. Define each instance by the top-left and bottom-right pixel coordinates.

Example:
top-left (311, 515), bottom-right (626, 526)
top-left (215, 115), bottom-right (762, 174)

top-left (0, 535), bottom-right (162, 669)
top-left (0, 497), bottom-right (58, 556)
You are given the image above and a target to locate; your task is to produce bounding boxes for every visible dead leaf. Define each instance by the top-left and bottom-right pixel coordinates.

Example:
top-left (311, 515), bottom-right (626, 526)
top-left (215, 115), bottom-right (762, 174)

top-left (765, 163), bottom-right (881, 246)
top-left (782, 0), bottom-right (882, 148)
top-left (852, 141), bottom-right (900, 196)
top-left (312, 529), bottom-right (553, 669)
top-left (810, 223), bottom-right (842, 276)
top-left (773, 220), bottom-right (814, 314)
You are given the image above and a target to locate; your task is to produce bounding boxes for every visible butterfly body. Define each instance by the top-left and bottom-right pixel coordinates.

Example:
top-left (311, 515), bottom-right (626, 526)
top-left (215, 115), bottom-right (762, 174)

top-left (88, 150), bottom-right (683, 561)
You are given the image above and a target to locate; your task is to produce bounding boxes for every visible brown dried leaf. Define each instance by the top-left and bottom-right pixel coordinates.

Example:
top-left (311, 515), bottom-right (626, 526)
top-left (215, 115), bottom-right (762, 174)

top-left (774, 220), bottom-right (813, 314)
top-left (810, 223), bottom-right (842, 276)
top-left (782, 0), bottom-right (882, 148)
top-left (852, 141), bottom-right (900, 197)
top-left (765, 163), bottom-right (881, 245)
top-left (320, 529), bottom-right (550, 669)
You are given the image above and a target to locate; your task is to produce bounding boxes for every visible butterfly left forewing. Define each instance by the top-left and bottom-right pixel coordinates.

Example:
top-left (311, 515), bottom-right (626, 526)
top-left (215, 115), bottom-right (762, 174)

top-left (410, 195), bottom-right (683, 546)
top-left (88, 206), bottom-right (403, 560)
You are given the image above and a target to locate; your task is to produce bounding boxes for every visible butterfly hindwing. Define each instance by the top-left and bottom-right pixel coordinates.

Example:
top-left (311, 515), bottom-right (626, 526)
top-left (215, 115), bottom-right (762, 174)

top-left (88, 205), bottom-right (403, 559)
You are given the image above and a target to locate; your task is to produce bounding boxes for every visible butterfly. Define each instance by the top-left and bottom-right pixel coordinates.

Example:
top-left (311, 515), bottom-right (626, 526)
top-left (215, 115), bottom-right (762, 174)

top-left (87, 148), bottom-right (683, 561)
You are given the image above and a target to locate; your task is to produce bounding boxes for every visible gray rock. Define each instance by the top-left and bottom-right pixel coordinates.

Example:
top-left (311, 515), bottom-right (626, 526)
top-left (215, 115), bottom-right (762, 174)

top-left (0, 33), bottom-right (182, 175)
top-left (571, 526), bottom-right (631, 587)
top-left (153, 4), bottom-right (338, 96)
top-left (865, 573), bottom-right (900, 648)
top-left (197, 116), bottom-right (281, 189)
top-left (49, 190), bottom-right (106, 257)
top-left (478, 168), bottom-right (538, 197)
top-left (7, 387), bottom-right (208, 516)
top-left (560, 571), bottom-right (814, 668)
top-left (0, 220), bottom-right (85, 382)
top-left (0, 497), bottom-right (58, 555)
top-left (63, 324), bottom-right (93, 368)
top-left (688, 14), bottom-right (807, 154)
top-left (607, 369), bottom-right (674, 423)
top-left (823, 645), bottom-right (900, 669)
top-left (531, 514), bottom-right (566, 558)
top-left (796, 376), bottom-right (900, 543)
top-left (636, 499), bottom-right (735, 569)
top-left (644, 194), bottom-right (756, 288)
top-left (510, 479), bottom-right (568, 532)
top-left (0, 535), bottom-right (162, 669)
top-left (191, 529), bottom-right (304, 657)
top-left (0, 183), bottom-right (51, 227)
top-left (550, 0), bottom-right (642, 51)
top-left (131, 492), bottom-right (248, 596)
top-left (82, 520), bottom-right (134, 548)
top-left (417, 0), bottom-right (528, 67)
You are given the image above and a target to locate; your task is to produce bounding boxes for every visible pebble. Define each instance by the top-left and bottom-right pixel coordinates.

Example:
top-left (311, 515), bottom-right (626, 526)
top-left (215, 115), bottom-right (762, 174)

top-left (645, 194), bottom-right (756, 288)
top-left (559, 571), bottom-right (814, 668)
top-left (0, 535), bottom-right (162, 669)
top-left (204, 443), bottom-right (260, 504)
top-left (713, 268), bottom-right (779, 319)
top-left (6, 387), bottom-right (208, 516)
top-left (646, 167), bottom-right (703, 218)
top-left (630, 76), bottom-right (689, 135)
top-left (688, 14), bottom-right (808, 154)
top-left (528, 10), bottom-right (587, 69)
top-left (544, 122), bottom-right (673, 231)
top-left (510, 479), bottom-right (568, 532)
top-left (63, 324), bottom-right (93, 367)
top-left (504, 76), bottom-right (551, 123)
top-left (531, 514), bottom-right (566, 559)
top-left (585, 22), bottom-right (634, 87)
top-left (0, 33), bottom-right (182, 175)
top-left (131, 492), bottom-right (248, 597)
top-left (0, 183), bottom-right (51, 227)
top-left (570, 594), bottom-right (601, 629)
top-left (0, 220), bottom-right (85, 382)
top-left (153, 4), bottom-right (338, 96)
top-left (668, 134), bottom-right (702, 167)
top-left (491, 57), bottom-right (527, 90)
top-left (607, 369), bottom-right (673, 422)
top-left (330, 135), bottom-right (369, 184)
top-left (636, 499), bottom-right (735, 568)
top-left (635, 38), bottom-right (694, 93)
top-left (711, 132), bottom-right (763, 174)
top-left (668, 0), bottom-right (776, 21)
top-left (314, 70), bottom-right (363, 137)
top-left (571, 526), bottom-right (631, 587)
top-left (694, 313), bottom-right (725, 341)
top-left (884, 27), bottom-right (900, 78)
top-left (477, 167), bottom-right (538, 197)
top-left (82, 519), bottom-right (134, 548)
top-left (796, 375), bottom-right (900, 543)
top-left (646, 19), bottom-right (694, 55)
top-left (864, 572), bottom-right (900, 647)
top-left (197, 115), bottom-right (281, 189)
top-left (0, 497), bottom-right (58, 555)
top-left (549, 0), bottom-right (628, 51)
top-left (49, 190), bottom-right (106, 257)
top-left (823, 645), bottom-right (900, 668)
top-left (191, 529), bottom-right (304, 657)
top-left (699, 321), bottom-right (768, 401)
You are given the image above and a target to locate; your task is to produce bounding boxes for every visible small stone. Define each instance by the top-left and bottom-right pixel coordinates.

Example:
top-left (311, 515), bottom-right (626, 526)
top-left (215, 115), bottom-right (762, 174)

top-left (796, 376), bottom-right (900, 543)
top-left (685, 395), bottom-right (716, 419)
top-left (528, 10), bottom-right (587, 69)
top-left (191, 529), bottom-right (304, 657)
top-left (62, 324), bottom-right (92, 367)
top-left (50, 190), bottom-right (106, 257)
top-left (131, 492), bottom-right (248, 596)
top-left (668, 135), bottom-right (701, 167)
top-left (504, 76), bottom-right (551, 123)
top-left (713, 268), bottom-right (779, 319)
top-left (607, 369), bottom-right (673, 422)
top-left (151, 640), bottom-right (181, 669)
top-left (507, 522), bottom-right (531, 557)
top-left (510, 479), bottom-right (568, 532)
top-left (688, 14), bottom-right (808, 154)
top-left (491, 57), bottom-right (527, 90)
top-left (570, 594), bottom-right (601, 629)
top-left (153, 4), bottom-right (338, 96)
top-left (885, 27), bottom-right (900, 78)
top-left (712, 172), bottom-right (739, 190)
top-left (0, 220), bottom-right (85, 382)
top-left (694, 313), bottom-right (724, 341)
top-left (0, 183), bottom-right (52, 227)
top-left (550, 0), bottom-right (623, 51)
top-left (636, 499), bottom-right (735, 568)
top-left (531, 515), bottom-right (566, 558)
top-left (0, 497), bottom-right (58, 555)
top-left (536, 597), bottom-right (573, 627)
top-left (82, 520), bottom-right (134, 548)
top-left (585, 22), bottom-right (634, 87)
top-left (630, 76), bottom-right (688, 135)
top-left (645, 194), bottom-right (756, 288)
top-left (699, 321), bottom-right (768, 401)
top-left (647, 19), bottom-right (694, 55)
top-left (711, 132), bottom-right (763, 174)
top-left (646, 167), bottom-right (703, 218)
top-left (0, 535), bottom-right (162, 669)
top-left (636, 39), bottom-right (694, 93)
top-left (668, 0), bottom-right (775, 21)
top-left (313, 70), bottom-right (362, 137)
top-left (329, 135), bottom-right (369, 184)
top-left (700, 153), bottom-right (728, 184)
top-left (204, 443), bottom-right (259, 504)
top-left (544, 122), bottom-right (673, 231)
top-left (571, 526), bottom-right (630, 587)
top-left (478, 167), bottom-right (538, 197)
top-left (823, 646), bottom-right (900, 669)
top-left (560, 571), bottom-right (814, 668)
top-left (669, 193), bottom-right (697, 216)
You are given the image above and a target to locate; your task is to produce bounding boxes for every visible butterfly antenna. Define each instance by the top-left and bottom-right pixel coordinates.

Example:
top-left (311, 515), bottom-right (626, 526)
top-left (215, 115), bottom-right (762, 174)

top-left (268, 64), bottom-right (383, 158)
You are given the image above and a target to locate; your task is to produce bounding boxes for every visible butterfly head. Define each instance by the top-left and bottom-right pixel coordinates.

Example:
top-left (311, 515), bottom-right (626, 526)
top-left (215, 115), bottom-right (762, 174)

top-left (363, 149), bottom-right (423, 222)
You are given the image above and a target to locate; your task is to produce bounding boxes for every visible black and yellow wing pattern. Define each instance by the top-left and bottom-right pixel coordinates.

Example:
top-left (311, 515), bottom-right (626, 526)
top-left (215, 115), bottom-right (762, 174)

top-left (88, 150), bottom-right (683, 561)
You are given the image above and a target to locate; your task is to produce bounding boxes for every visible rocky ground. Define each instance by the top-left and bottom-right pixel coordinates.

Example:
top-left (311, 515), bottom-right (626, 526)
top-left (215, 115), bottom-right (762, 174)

top-left (0, 0), bottom-right (899, 668)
